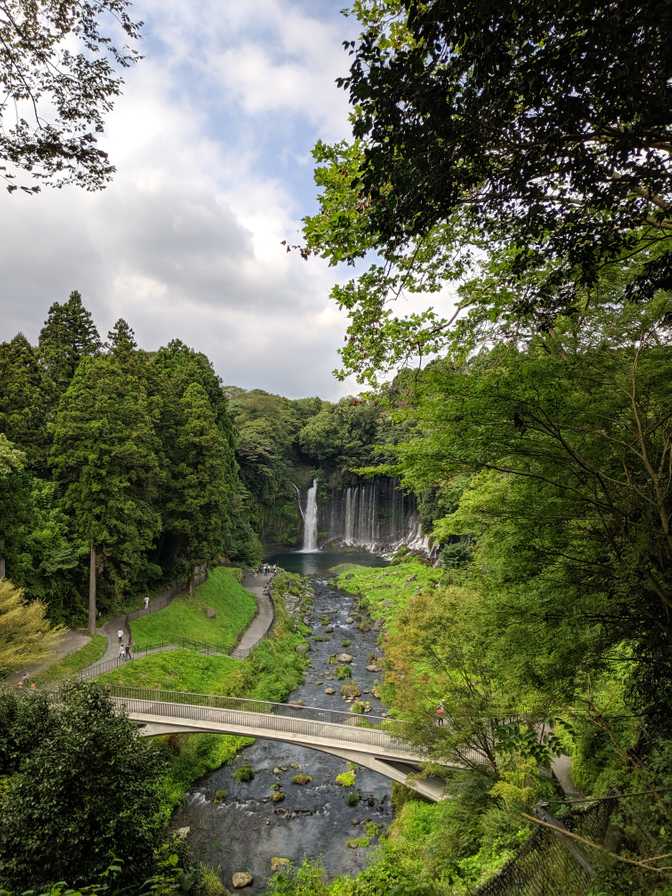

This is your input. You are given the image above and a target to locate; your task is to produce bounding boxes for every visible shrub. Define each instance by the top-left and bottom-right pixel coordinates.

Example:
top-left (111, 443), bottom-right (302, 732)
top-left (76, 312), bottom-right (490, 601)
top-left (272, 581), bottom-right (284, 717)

top-left (335, 767), bottom-right (356, 787)
top-left (335, 665), bottom-right (352, 680)
top-left (234, 765), bottom-right (255, 783)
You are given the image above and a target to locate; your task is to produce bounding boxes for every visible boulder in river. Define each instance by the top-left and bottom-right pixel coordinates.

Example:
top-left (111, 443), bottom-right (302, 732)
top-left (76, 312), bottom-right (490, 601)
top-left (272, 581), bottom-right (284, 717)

top-left (336, 653), bottom-right (353, 663)
top-left (174, 826), bottom-right (190, 839)
top-left (232, 871), bottom-right (253, 888)
top-left (324, 687), bottom-right (336, 695)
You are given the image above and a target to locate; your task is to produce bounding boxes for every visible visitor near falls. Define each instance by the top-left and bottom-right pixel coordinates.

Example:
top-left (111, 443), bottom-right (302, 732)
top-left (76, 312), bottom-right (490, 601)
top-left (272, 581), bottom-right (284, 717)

top-left (0, 1), bottom-right (670, 895)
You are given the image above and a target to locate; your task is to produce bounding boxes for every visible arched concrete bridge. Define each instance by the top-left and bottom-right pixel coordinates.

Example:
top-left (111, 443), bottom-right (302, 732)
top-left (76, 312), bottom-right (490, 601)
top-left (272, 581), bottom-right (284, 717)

top-left (107, 686), bottom-right (467, 801)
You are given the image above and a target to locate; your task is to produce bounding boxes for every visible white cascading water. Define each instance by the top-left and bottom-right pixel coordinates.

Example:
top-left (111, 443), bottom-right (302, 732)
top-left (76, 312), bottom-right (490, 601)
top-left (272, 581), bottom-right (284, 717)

top-left (326, 478), bottom-right (431, 555)
top-left (301, 479), bottom-right (319, 552)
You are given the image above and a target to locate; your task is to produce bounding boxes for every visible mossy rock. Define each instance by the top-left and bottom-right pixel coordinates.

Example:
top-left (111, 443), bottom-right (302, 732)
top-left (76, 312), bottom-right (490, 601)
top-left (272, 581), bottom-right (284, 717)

top-left (291, 773), bottom-right (312, 785)
top-left (212, 788), bottom-right (228, 803)
top-left (271, 790), bottom-right (286, 802)
top-left (340, 682), bottom-right (361, 698)
top-left (233, 765), bottom-right (255, 783)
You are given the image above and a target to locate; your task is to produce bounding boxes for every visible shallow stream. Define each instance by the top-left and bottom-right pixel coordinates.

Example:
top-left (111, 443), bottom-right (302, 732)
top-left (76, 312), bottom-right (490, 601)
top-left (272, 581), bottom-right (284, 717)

top-left (172, 551), bottom-right (392, 893)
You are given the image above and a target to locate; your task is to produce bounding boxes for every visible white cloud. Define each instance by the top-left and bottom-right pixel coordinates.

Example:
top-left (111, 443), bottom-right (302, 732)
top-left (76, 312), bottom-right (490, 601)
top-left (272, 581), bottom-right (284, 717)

top-left (0, 1), bottom-right (362, 399)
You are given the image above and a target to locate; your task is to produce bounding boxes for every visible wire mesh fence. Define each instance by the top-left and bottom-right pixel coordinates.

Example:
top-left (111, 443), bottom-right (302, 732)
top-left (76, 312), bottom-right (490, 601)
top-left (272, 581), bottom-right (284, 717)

top-left (475, 799), bottom-right (615, 896)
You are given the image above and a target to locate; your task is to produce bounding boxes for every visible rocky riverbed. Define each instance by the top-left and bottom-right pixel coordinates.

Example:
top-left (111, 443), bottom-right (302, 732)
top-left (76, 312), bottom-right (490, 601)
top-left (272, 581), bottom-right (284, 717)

top-left (172, 567), bottom-right (393, 893)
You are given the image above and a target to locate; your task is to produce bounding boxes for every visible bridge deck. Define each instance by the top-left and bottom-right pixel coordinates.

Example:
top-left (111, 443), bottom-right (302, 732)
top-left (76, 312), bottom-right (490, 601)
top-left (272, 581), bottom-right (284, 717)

top-left (111, 692), bottom-right (434, 764)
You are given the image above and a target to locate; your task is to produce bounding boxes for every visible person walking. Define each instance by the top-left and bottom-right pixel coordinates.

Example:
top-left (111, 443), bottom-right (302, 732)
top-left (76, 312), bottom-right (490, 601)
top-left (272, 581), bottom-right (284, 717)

top-left (126, 642), bottom-right (133, 661)
top-left (143, 595), bottom-right (150, 611)
top-left (117, 627), bottom-right (124, 643)
top-left (435, 704), bottom-right (446, 727)
top-left (119, 642), bottom-right (126, 660)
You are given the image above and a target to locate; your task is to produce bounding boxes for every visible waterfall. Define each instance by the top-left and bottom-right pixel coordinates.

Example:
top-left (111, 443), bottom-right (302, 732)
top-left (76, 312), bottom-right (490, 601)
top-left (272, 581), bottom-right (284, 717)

top-left (318, 476), bottom-right (430, 555)
top-left (344, 487), bottom-right (354, 544)
top-left (301, 479), bottom-right (319, 552)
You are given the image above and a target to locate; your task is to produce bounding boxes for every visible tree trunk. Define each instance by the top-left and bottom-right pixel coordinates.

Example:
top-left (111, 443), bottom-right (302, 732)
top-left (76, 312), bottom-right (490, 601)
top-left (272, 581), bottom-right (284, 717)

top-left (88, 543), bottom-right (97, 635)
top-left (0, 555), bottom-right (5, 579)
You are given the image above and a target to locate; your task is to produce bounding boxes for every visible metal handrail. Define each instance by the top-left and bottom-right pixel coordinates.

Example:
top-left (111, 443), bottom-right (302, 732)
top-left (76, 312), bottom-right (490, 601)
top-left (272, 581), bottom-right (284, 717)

top-left (79, 639), bottom-right (229, 680)
top-left (104, 685), bottom-right (390, 727)
top-left (108, 690), bottom-right (414, 754)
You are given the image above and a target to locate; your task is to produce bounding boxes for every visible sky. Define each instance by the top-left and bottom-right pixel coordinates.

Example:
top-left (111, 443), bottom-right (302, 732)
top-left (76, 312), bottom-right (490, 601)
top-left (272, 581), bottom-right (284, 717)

top-left (0, 1), bottom-right (371, 399)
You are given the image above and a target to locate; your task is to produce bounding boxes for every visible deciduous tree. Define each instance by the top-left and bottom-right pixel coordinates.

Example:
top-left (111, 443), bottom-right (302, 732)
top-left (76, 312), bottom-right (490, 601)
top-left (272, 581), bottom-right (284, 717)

top-left (0, 0), bottom-right (141, 193)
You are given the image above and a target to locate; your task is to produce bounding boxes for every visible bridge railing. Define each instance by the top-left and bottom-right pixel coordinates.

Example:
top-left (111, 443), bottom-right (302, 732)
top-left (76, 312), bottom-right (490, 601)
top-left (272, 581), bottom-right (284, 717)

top-left (105, 685), bottom-right (417, 753)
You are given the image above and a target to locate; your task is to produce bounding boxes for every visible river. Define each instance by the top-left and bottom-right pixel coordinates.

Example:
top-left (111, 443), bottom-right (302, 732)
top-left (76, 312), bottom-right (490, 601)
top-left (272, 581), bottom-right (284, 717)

top-left (172, 551), bottom-right (391, 893)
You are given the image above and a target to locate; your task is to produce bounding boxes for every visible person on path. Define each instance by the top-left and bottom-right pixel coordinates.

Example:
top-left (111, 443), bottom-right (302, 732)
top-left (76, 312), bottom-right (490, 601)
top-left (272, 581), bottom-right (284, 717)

top-left (119, 642), bottom-right (126, 660)
top-left (435, 704), bottom-right (446, 727)
top-left (117, 628), bottom-right (124, 643)
top-left (126, 642), bottom-right (133, 661)
top-left (143, 595), bottom-right (150, 611)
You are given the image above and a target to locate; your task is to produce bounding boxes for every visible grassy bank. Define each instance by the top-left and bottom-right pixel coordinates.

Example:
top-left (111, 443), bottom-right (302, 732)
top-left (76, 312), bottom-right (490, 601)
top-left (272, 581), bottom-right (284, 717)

top-left (130, 567), bottom-right (256, 650)
top-left (335, 559), bottom-right (446, 627)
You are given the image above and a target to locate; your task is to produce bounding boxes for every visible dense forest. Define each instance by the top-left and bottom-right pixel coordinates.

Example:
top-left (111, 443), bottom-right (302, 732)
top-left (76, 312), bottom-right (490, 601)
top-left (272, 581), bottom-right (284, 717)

top-left (0, 291), bottom-right (260, 631)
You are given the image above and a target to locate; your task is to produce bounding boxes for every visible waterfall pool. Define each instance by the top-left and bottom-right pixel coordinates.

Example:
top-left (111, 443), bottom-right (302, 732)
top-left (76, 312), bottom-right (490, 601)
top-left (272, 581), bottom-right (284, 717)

top-left (266, 549), bottom-right (387, 576)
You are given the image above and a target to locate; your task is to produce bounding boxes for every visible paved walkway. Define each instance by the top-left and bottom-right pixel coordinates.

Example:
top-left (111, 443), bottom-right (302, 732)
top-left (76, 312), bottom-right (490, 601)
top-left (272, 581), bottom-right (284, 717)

top-left (9, 570), bottom-right (275, 684)
top-left (231, 572), bottom-right (274, 658)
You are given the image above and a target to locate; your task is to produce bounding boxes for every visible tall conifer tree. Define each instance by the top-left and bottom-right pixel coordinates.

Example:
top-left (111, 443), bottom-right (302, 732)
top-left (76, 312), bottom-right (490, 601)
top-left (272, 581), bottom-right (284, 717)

top-left (50, 356), bottom-right (160, 632)
top-left (38, 291), bottom-right (101, 398)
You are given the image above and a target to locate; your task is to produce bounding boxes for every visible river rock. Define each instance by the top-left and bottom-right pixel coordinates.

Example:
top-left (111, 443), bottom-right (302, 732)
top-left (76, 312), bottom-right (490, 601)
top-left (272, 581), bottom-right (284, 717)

top-left (325, 625), bottom-right (335, 632)
top-left (366, 664), bottom-right (379, 672)
top-left (336, 653), bottom-right (353, 663)
top-left (174, 826), bottom-right (190, 839)
top-left (345, 616), bottom-right (354, 624)
top-left (232, 872), bottom-right (253, 889)
top-left (271, 857), bottom-right (291, 872)
top-left (324, 686), bottom-right (336, 695)
top-left (273, 767), bottom-right (283, 775)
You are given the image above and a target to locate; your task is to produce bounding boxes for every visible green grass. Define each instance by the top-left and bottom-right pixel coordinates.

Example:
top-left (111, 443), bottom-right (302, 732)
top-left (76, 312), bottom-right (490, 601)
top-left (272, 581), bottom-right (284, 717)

top-left (130, 567), bottom-right (256, 650)
top-left (97, 649), bottom-right (242, 693)
top-left (335, 560), bottom-right (445, 627)
top-left (37, 634), bottom-right (107, 684)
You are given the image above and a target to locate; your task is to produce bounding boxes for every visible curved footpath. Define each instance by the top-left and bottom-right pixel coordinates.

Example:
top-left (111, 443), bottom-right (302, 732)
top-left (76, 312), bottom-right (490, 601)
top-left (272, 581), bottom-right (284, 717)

top-left (230, 572), bottom-right (274, 659)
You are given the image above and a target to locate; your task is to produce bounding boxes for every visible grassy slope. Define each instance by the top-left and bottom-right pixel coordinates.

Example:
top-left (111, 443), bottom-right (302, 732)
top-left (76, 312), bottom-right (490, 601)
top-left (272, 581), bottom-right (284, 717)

top-left (130, 567), bottom-right (256, 650)
top-left (37, 634), bottom-right (107, 684)
top-left (335, 559), bottom-right (445, 626)
top-left (97, 649), bottom-right (241, 693)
